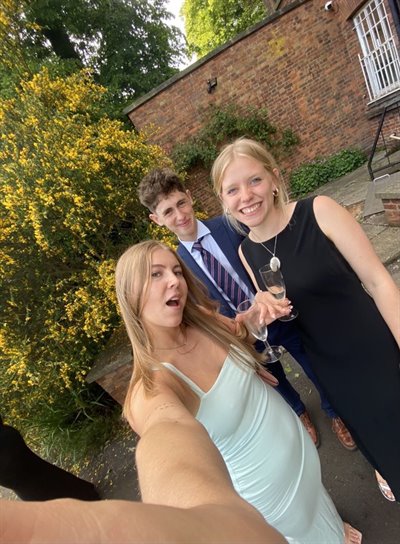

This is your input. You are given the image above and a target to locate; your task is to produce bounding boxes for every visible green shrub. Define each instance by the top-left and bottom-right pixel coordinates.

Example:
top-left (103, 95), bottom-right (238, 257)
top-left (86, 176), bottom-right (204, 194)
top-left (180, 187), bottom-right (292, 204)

top-left (289, 149), bottom-right (366, 198)
top-left (171, 104), bottom-right (299, 172)
top-left (0, 68), bottom-right (171, 458)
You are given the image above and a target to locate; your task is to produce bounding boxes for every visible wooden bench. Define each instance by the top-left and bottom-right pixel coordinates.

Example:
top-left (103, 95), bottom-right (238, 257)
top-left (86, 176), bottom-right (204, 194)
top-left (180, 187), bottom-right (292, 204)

top-left (86, 326), bottom-right (132, 406)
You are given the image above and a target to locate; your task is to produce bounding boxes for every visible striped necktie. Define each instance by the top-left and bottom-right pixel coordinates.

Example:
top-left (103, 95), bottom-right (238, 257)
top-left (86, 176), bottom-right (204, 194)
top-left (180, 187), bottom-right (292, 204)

top-left (193, 239), bottom-right (248, 310)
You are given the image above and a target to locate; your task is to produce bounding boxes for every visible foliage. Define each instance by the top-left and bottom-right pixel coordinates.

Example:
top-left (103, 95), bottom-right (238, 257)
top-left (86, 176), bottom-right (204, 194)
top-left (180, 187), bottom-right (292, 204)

top-left (182, 0), bottom-right (266, 58)
top-left (289, 149), bottom-right (367, 198)
top-left (0, 68), bottom-right (171, 452)
top-left (0, 0), bottom-right (187, 106)
top-left (24, 388), bottom-right (123, 466)
top-left (171, 103), bottom-right (299, 172)
top-left (0, 0), bottom-right (41, 97)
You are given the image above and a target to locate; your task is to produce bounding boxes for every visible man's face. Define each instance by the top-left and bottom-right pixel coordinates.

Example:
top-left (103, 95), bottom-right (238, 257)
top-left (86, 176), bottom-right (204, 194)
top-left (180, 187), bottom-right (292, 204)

top-left (150, 190), bottom-right (198, 241)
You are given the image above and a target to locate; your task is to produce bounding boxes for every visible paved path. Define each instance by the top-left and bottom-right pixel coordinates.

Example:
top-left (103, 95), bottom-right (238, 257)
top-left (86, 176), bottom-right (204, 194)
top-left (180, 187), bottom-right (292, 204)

top-left (311, 155), bottom-right (400, 270)
top-left (283, 355), bottom-right (400, 544)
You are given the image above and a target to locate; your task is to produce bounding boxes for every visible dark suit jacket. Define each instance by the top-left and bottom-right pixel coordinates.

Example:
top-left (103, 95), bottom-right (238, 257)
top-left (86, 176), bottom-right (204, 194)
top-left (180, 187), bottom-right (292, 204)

top-left (177, 216), bottom-right (252, 319)
top-left (176, 215), bottom-right (304, 351)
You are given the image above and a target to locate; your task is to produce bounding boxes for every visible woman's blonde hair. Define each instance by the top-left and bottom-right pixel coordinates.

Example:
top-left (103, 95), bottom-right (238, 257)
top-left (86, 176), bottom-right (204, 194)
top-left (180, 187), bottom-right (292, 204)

top-left (211, 137), bottom-right (289, 232)
top-left (115, 240), bottom-right (261, 417)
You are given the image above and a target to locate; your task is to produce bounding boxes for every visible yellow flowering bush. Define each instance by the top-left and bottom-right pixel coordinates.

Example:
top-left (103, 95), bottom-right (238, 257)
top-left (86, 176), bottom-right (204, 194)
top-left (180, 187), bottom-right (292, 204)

top-left (0, 68), bottom-right (171, 444)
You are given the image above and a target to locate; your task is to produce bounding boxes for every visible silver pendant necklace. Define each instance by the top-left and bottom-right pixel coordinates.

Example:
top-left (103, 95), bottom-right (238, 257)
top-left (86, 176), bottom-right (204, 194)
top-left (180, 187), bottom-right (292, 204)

top-left (251, 233), bottom-right (280, 272)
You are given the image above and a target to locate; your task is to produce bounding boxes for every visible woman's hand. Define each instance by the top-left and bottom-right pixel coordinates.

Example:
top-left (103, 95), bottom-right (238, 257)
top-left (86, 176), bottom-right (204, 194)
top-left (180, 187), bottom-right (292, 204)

top-left (254, 290), bottom-right (292, 321)
top-left (234, 291), bottom-right (291, 327)
top-left (256, 366), bottom-right (279, 387)
top-left (235, 295), bottom-right (291, 329)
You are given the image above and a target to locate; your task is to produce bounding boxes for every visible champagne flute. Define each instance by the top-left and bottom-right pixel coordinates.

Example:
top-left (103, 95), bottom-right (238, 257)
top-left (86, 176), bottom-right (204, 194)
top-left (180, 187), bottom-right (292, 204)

top-left (236, 299), bottom-right (283, 364)
top-left (258, 264), bottom-right (299, 322)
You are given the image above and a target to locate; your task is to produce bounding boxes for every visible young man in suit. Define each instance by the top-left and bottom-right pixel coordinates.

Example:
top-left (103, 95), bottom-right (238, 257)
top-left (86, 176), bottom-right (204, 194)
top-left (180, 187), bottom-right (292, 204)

top-left (137, 168), bottom-right (356, 450)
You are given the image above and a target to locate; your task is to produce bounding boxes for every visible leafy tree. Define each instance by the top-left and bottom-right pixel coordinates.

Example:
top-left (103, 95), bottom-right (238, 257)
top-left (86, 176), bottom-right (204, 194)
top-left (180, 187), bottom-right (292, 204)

top-left (182, 0), bottom-right (266, 58)
top-left (0, 68), bottom-right (171, 447)
top-left (0, 0), bottom-right (186, 105)
top-left (0, 0), bottom-right (39, 97)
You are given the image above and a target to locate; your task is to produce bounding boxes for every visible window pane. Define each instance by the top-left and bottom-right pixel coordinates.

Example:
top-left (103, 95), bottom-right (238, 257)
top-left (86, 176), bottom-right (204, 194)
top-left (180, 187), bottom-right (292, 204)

top-left (355, 0), bottom-right (400, 100)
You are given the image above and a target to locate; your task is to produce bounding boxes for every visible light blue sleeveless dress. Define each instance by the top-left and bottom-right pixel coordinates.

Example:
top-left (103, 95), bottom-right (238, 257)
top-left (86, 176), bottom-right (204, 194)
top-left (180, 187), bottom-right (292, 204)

top-left (162, 352), bottom-right (344, 544)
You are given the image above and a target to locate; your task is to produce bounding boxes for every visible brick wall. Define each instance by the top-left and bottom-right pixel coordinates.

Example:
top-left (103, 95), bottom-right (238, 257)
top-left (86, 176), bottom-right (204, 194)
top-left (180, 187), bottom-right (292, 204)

top-left (127, 0), bottom-right (400, 211)
top-left (381, 198), bottom-right (400, 226)
top-left (375, 172), bottom-right (400, 225)
top-left (340, 0), bottom-right (365, 19)
top-left (185, 166), bottom-right (222, 217)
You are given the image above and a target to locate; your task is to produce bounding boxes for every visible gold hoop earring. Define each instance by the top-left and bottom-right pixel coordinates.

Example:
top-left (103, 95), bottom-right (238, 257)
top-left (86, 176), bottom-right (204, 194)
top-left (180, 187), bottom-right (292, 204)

top-left (272, 188), bottom-right (279, 198)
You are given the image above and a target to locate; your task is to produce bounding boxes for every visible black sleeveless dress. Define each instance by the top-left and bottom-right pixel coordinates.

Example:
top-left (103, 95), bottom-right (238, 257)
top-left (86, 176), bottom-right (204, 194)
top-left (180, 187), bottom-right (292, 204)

top-left (241, 197), bottom-right (400, 498)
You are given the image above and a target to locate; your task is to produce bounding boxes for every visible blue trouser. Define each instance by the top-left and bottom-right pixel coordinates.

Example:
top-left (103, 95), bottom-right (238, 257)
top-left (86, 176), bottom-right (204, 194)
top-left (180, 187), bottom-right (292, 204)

top-left (258, 321), bottom-right (337, 418)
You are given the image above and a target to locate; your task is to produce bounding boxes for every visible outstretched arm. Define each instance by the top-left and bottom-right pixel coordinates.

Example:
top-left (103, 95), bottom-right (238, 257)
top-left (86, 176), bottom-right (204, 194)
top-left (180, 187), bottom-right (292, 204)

top-left (0, 417), bottom-right (286, 544)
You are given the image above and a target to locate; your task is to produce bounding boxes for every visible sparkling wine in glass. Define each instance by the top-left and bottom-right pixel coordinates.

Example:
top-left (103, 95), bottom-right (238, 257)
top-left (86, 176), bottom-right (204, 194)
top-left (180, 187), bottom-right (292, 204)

top-left (236, 299), bottom-right (283, 364)
top-left (259, 264), bottom-right (298, 322)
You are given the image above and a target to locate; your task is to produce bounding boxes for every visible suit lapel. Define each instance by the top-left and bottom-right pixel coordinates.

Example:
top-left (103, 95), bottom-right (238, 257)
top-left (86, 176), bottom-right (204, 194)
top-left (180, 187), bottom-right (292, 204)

top-left (177, 241), bottom-right (235, 318)
top-left (177, 243), bottom-right (210, 286)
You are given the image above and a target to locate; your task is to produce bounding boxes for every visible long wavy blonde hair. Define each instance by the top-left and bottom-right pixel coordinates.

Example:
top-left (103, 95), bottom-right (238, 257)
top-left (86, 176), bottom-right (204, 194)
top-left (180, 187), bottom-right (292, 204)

top-left (115, 240), bottom-right (260, 416)
top-left (211, 137), bottom-right (289, 233)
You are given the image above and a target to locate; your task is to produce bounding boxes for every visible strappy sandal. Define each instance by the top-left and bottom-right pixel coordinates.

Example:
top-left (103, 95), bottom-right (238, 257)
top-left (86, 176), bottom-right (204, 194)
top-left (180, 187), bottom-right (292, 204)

top-left (343, 522), bottom-right (362, 544)
top-left (375, 470), bottom-right (395, 502)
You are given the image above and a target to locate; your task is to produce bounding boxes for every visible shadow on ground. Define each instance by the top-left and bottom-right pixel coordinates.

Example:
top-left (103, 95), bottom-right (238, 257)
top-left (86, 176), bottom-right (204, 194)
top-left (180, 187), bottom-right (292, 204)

top-left (283, 353), bottom-right (400, 544)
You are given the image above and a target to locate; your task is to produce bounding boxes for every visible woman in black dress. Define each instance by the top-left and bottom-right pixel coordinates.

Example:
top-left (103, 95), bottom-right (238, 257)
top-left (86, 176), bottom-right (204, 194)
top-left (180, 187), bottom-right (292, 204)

top-left (212, 137), bottom-right (400, 502)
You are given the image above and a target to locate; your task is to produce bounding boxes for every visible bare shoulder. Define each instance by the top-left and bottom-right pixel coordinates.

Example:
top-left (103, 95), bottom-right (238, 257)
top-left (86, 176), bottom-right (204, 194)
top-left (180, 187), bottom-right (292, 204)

top-left (312, 195), bottom-right (358, 238)
top-left (313, 194), bottom-right (342, 214)
top-left (312, 194), bottom-right (355, 220)
top-left (128, 372), bottom-right (193, 436)
top-left (311, 195), bottom-right (389, 283)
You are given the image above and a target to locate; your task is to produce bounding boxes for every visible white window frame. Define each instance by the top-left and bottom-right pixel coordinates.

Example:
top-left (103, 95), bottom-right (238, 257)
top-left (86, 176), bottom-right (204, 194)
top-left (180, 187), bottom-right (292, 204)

top-left (354, 0), bottom-right (400, 101)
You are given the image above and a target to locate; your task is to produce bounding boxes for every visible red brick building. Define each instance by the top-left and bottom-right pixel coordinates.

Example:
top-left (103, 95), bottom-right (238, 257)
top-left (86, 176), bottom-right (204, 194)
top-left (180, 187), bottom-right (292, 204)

top-left (124, 0), bottom-right (400, 212)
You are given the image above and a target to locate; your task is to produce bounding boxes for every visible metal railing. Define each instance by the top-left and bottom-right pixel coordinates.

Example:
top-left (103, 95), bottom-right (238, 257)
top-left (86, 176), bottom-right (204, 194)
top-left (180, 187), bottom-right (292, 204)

top-left (367, 99), bottom-right (400, 180)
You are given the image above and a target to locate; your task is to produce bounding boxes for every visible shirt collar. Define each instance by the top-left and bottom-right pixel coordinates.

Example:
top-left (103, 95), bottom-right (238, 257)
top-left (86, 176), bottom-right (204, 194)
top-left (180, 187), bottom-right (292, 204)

top-left (180, 219), bottom-right (211, 251)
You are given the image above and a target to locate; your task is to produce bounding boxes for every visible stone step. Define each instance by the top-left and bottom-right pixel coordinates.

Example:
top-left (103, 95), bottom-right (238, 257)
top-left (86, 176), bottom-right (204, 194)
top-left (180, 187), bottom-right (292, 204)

top-left (363, 182), bottom-right (385, 218)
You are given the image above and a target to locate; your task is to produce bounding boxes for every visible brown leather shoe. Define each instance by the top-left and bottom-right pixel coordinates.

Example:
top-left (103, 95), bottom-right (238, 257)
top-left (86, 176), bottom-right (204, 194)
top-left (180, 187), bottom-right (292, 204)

top-left (331, 417), bottom-right (357, 451)
top-left (299, 411), bottom-right (320, 448)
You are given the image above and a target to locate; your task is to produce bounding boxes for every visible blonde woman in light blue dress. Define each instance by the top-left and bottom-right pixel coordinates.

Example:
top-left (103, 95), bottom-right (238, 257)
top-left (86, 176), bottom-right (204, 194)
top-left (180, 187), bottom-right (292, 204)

top-left (115, 240), bottom-right (362, 544)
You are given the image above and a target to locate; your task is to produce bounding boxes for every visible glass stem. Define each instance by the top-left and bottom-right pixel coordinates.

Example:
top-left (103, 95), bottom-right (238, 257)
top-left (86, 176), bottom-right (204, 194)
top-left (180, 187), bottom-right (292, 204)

top-left (263, 339), bottom-right (273, 353)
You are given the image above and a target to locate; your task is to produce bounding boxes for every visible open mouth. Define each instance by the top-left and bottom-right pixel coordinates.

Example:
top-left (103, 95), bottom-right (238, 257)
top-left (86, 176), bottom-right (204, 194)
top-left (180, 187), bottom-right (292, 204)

top-left (166, 297), bottom-right (180, 307)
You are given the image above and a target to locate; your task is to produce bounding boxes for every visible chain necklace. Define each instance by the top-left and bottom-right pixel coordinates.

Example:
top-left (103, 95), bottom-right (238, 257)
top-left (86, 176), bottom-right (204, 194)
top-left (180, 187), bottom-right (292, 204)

top-left (251, 232), bottom-right (280, 271)
top-left (154, 328), bottom-right (187, 350)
